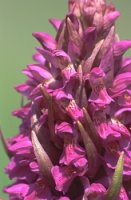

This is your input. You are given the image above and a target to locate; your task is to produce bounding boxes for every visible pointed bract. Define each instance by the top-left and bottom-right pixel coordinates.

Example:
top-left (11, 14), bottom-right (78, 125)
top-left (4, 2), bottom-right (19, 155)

top-left (105, 152), bottom-right (124, 200)
top-left (0, 128), bottom-right (12, 158)
top-left (31, 130), bottom-right (55, 187)
top-left (77, 120), bottom-right (99, 177)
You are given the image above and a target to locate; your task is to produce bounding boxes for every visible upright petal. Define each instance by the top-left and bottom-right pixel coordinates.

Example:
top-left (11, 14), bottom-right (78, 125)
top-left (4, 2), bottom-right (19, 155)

top-left (32, 32), bottom-right (56, 50)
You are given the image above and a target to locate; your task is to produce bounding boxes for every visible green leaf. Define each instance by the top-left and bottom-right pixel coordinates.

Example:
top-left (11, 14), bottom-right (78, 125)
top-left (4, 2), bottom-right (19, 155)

top-left (105, 152), bottom-right (124, 200)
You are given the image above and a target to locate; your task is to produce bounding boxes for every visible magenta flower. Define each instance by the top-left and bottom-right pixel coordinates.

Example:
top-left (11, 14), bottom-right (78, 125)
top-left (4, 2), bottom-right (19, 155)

top-left (1, 0), bottom-right (131, 199)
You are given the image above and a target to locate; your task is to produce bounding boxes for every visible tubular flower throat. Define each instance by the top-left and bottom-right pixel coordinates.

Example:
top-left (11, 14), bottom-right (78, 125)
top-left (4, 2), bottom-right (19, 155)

top-left (1, 0), bottom-right (131, 199)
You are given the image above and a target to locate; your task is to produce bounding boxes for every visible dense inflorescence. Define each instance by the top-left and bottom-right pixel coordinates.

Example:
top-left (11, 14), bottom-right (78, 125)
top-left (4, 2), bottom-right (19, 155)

top-left (2, 0), bottom-right (131, 199)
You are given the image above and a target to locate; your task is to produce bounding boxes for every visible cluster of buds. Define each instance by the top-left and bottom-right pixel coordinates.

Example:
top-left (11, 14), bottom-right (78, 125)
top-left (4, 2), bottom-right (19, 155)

top-left (1, 0), bottom-right (131, 199)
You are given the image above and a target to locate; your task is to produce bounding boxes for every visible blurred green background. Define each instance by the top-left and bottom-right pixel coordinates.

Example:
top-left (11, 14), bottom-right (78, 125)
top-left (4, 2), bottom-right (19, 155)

top-left (0, 0), bottom-right (131, 199)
